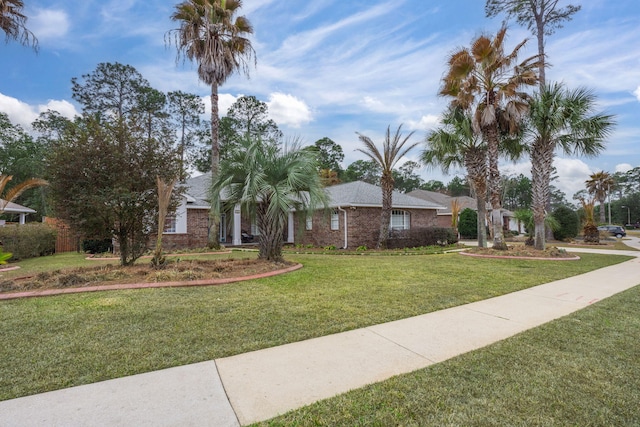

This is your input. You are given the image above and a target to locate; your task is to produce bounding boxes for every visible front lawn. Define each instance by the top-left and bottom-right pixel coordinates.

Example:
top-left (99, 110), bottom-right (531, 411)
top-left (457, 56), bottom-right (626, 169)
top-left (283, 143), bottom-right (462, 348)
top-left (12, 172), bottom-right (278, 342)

top-left (257, 284), bottom-right (640, 426)
top-left (0, 252), bottom-right (632, 401)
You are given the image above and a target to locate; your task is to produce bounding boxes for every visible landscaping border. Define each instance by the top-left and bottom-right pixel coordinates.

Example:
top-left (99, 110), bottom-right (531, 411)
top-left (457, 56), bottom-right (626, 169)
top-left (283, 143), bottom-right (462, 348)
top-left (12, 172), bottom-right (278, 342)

top-left (459, 252), bottom-right (580, 261)
top-left (0, 263), bottom-right (303, 301)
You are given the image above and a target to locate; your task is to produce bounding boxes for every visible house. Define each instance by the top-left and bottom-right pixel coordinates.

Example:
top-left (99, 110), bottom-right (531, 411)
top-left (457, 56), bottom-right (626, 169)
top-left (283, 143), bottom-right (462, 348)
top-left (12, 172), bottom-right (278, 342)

top-left (407, 189), bottom-right (477, 228)
top-left (0, 199), bottom-right (37, 225)
top-left (161, 176), bottom-right (445, 250)
top-left (295, 181), bottom-right (445, 249)
top-left (407, 189), bottom-right (518, 232)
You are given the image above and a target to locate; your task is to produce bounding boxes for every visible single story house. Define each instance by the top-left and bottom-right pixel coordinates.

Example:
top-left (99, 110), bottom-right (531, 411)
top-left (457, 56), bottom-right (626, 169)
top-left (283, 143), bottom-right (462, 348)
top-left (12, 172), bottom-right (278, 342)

top-left (295, 181), bottom-right (445, 249)
top-left (407, 189), bottom-right (518, 232)
top-left (161, 176), bottom-right (445, 250)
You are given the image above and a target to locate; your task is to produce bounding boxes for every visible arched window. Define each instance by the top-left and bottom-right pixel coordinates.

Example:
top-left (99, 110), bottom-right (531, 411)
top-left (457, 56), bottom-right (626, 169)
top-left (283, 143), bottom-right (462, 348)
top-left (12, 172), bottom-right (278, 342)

top-left (391, 210), bottom-right (410, 230)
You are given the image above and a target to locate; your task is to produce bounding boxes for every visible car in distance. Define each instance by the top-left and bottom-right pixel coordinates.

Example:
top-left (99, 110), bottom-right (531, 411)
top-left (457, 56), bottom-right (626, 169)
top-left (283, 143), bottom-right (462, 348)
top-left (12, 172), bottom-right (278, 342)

top-left (597, 225), bottom-right (626, 238)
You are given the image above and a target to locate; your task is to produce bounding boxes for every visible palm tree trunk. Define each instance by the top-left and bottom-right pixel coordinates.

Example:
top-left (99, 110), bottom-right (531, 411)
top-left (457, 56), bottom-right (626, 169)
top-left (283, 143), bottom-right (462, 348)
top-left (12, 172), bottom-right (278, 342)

top-left (466, 150), bottom-right (488, 248)
top-left (257, 202), bottom-right (284, 262)
top-left (378, 174), bottom-right (393, 249)
top-left (531, 141), bottom-right (554, 250)
top-left (599, 197), bottom-right (607, 224)
top-left (208, 82), bottom-right (221, 249)
top-left (485, 125), bottom-right (507, 250)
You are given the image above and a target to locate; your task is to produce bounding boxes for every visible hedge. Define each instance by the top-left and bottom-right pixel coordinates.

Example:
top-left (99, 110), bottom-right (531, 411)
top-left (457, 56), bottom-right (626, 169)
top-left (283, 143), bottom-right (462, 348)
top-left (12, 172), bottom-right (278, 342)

top-left (0, 223), bottom-right (57, 261)
top-left (387, 227), bottom-right (458, 249)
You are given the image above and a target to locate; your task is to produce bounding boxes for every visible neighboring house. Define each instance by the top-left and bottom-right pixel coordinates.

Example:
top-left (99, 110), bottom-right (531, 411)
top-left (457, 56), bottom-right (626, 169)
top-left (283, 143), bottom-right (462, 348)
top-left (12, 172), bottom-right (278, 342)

top-left (162, 176), bottom-right (445, 250)
top-left (0, 199), bottom-right (36, 225)
top-left (295, 181), bottom-right (445, 249)
top-left (407, 189), bottom-right (517, 232)
top-left (407, 189), bottom-right (477, 228)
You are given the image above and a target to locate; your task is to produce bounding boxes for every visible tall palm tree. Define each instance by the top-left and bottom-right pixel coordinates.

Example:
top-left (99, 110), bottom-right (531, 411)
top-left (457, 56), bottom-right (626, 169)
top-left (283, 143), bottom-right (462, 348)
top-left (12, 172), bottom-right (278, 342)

top-left (212, 138), bottom-right (327, 262)
top-left (586, 171), bottom-right (615, 224)
top-left (440, 25), bottom-right (540, 249)
top-left (423, 106), bottom-right (488, 248)
top-left (356, 125), bottom-right (418, 249)
top-left (1, 0), bottom-right (37, 50)
top-left (527, 83), bottom-right (614, 249)
top-left (169, 0), bottom-right (255, 248)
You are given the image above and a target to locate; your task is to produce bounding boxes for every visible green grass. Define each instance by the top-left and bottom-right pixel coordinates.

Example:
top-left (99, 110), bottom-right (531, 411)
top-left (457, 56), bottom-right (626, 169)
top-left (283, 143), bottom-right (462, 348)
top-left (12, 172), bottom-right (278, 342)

top-left (0, 252), bottom-right (633, 401)
top-left (256, 284), bottom-right (640, 426)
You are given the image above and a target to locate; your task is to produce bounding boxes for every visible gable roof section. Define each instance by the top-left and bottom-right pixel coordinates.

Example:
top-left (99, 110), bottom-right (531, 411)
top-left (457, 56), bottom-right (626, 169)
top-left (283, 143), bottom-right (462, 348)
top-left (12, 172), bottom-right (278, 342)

top-left (0, 199), bottom-right (36, 214)
top-left (184, 173), bottom-right (232, 209)
top-left (407, 189), bottom-right (477, 215)
top-left (326, 181), bottom-right (444, 210)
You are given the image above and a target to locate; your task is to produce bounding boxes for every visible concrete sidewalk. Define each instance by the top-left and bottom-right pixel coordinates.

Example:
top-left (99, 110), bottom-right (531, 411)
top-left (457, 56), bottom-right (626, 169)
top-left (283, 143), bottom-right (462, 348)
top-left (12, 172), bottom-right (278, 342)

top-left (1, 240), bottom-right (639, 426)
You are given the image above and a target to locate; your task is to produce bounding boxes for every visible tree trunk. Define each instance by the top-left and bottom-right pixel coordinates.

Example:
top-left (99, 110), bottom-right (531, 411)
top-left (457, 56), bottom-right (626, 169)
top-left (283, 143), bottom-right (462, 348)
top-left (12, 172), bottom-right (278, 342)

top-left (599, 198), bottom-right (607, 224)
top-left (208, 82), bottom-right (221, 249)
top-left (378, 174), bottom-right (393, 249)
top-left (257, 202), bottom-right (285, 262)
top-left (531, 140), bottom-right (554, 250)
top-left (485, 124), bottom-right (507, 250)
top-left (466, 150), bottom-right (488, 248)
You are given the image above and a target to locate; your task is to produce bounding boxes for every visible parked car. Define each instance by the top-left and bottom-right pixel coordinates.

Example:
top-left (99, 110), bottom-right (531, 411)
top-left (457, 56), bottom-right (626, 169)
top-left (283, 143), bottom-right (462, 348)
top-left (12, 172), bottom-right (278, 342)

top-left (625, 223), bottom-right (640, 229)
top-left (597, 225), bottom-right (626, 238)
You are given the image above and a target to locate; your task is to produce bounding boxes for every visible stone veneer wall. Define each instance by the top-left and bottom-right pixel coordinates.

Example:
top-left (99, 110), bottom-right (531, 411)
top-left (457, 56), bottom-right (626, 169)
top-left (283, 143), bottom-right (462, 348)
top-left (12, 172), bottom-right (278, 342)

top-left (295, 207), bottom-right (438, 249)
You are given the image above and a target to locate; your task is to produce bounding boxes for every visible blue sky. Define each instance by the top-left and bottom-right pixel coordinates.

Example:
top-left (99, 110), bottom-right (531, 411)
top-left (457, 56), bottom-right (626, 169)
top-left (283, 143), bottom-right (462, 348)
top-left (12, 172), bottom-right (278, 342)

top-left (2, 0), bottom-right (639, 198)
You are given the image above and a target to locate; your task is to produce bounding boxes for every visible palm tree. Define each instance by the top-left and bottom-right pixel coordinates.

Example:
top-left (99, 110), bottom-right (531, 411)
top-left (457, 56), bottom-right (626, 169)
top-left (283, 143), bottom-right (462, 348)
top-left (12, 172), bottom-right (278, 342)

top-left (212, 138), bottom-right (327, 262)
top-left (527, 83), bottom-right (614, 249)
top-left (440, 25), bottom-right (540, 249)
top-left (1, 0), bottom-right (38, 50)
top-left (356, 125), bottom-right (418, 249)
top-left (169, 0), bottom-right (255, 248)
top-left (422, 106), bottom-right (488, 248)
top-left (0, 175), bottom-right (48, 214)
top-left (586, 171), bottom-right (615, 224)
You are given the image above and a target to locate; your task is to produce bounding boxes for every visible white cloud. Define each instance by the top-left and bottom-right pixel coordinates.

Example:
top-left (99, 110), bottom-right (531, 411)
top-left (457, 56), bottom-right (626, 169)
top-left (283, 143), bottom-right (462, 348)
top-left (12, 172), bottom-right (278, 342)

top-left (615, 163), bottom-right (633, 173)
top-left (266, 92), bottom-right (312, 128)
top-left (634, 86), bottom-right (640, 102)
top-left (406, 114), bottom-right (440, 131)
top-left (0, 93), bottom-right (78, 130)
top-left (552, 158), bottom-right (594, 198)
top-left (31, 9), bottom-right (69, 40)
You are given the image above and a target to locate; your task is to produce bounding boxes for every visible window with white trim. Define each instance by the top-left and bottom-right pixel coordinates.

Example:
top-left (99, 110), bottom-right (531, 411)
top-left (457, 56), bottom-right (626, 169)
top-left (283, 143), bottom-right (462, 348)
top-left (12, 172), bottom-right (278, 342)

top-left (391, 210), bottom-right (410, 230)
top-left (251, 221), bottom-right (260, 236)
top-left (330, 209), bottom-right (339, 230)
top-left (306, 216), bottom-right (313, 230)
top-left (163, 214), bottom-right (177, 233)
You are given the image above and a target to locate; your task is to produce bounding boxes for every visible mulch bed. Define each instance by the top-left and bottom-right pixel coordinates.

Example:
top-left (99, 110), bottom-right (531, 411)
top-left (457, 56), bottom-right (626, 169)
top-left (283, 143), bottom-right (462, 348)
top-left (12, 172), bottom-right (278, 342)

top-left (0, 258), bottom-right (297, 295)
top-left (462, 245), bottom-right (579, 260)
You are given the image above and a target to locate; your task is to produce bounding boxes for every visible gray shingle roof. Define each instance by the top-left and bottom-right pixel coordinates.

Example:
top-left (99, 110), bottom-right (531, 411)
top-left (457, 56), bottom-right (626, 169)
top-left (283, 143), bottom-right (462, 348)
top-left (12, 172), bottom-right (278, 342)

top-left (407, 189), bottom-right (477, 215)
top-left (326, 181), bottom-right (444, 210)
top-left (184, 176), bottom-right (444, 211)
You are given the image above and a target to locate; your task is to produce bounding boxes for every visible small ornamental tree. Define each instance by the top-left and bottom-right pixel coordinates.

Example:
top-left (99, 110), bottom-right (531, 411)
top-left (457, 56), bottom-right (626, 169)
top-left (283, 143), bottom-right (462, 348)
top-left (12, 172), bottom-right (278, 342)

top-left (552, 206), bottom-right (579, 241)
top-left (458, 208), bottom-right (478, 239)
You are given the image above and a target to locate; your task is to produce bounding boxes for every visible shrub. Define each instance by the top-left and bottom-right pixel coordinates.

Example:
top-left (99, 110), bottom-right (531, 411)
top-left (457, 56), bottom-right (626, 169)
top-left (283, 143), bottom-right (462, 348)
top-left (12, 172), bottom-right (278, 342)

top-left (0, 223), bottom-right (56, 261)
top-left (387, 227), bottom-right (458, 249)
top-left (552, 206), bottom-right (579, 241)
top-left (458, 208), bottom-right (477, 239)
top-left (82, 238), bottom-right (113, 254)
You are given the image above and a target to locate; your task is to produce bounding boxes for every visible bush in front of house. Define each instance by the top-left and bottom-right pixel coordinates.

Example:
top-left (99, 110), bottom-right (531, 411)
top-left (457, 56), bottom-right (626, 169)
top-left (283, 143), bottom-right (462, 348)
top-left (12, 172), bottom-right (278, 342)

top-left (387, 227), bottom-right (458, 249)
top-left (0, 223), bottom-right (56, 261)
top-left (458, 208), bottom-right (478, 239)
top-left (82, 238), bottom-right (113, 254)
top-left (552, 206), bottom-right (579, 241)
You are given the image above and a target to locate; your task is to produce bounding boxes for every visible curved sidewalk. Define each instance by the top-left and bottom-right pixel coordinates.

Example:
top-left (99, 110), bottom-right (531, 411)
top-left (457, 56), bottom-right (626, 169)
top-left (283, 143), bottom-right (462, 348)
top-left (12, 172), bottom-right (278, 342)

top-left (1, 239), bottom-right (639, 426)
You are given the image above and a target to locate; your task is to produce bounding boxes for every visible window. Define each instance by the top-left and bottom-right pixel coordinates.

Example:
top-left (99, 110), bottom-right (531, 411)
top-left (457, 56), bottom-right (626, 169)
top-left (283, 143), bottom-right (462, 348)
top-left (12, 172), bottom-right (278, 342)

top-left (306, 216), bottom-right (313, 230)
top-left (163, 214), bottom-right (176, 233)
top-left (251, 221), bottom-right (260, 236)
top-left (391, 210), bottom-right (410, 230)
top-left (330, 209), bottom-right (339, 230)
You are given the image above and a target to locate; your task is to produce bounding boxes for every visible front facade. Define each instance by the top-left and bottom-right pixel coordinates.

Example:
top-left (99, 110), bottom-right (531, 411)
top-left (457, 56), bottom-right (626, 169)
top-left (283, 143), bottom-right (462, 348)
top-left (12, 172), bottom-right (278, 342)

top-left (161, 177), bottom-right (444, 250)
top-left (295, 181), bottom-right (444, 249)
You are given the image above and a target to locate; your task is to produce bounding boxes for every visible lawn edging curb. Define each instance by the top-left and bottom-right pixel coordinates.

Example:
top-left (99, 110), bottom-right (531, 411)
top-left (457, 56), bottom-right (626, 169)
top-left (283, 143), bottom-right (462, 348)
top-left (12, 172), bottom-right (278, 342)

top-left (0, 263), bottom-right (303, 301)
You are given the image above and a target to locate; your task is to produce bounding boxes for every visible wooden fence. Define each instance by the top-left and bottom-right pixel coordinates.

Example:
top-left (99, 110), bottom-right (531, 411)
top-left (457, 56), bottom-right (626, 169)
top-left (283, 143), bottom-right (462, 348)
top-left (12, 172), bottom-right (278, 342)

top-left (43, 217), bottom-right (79, 253)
